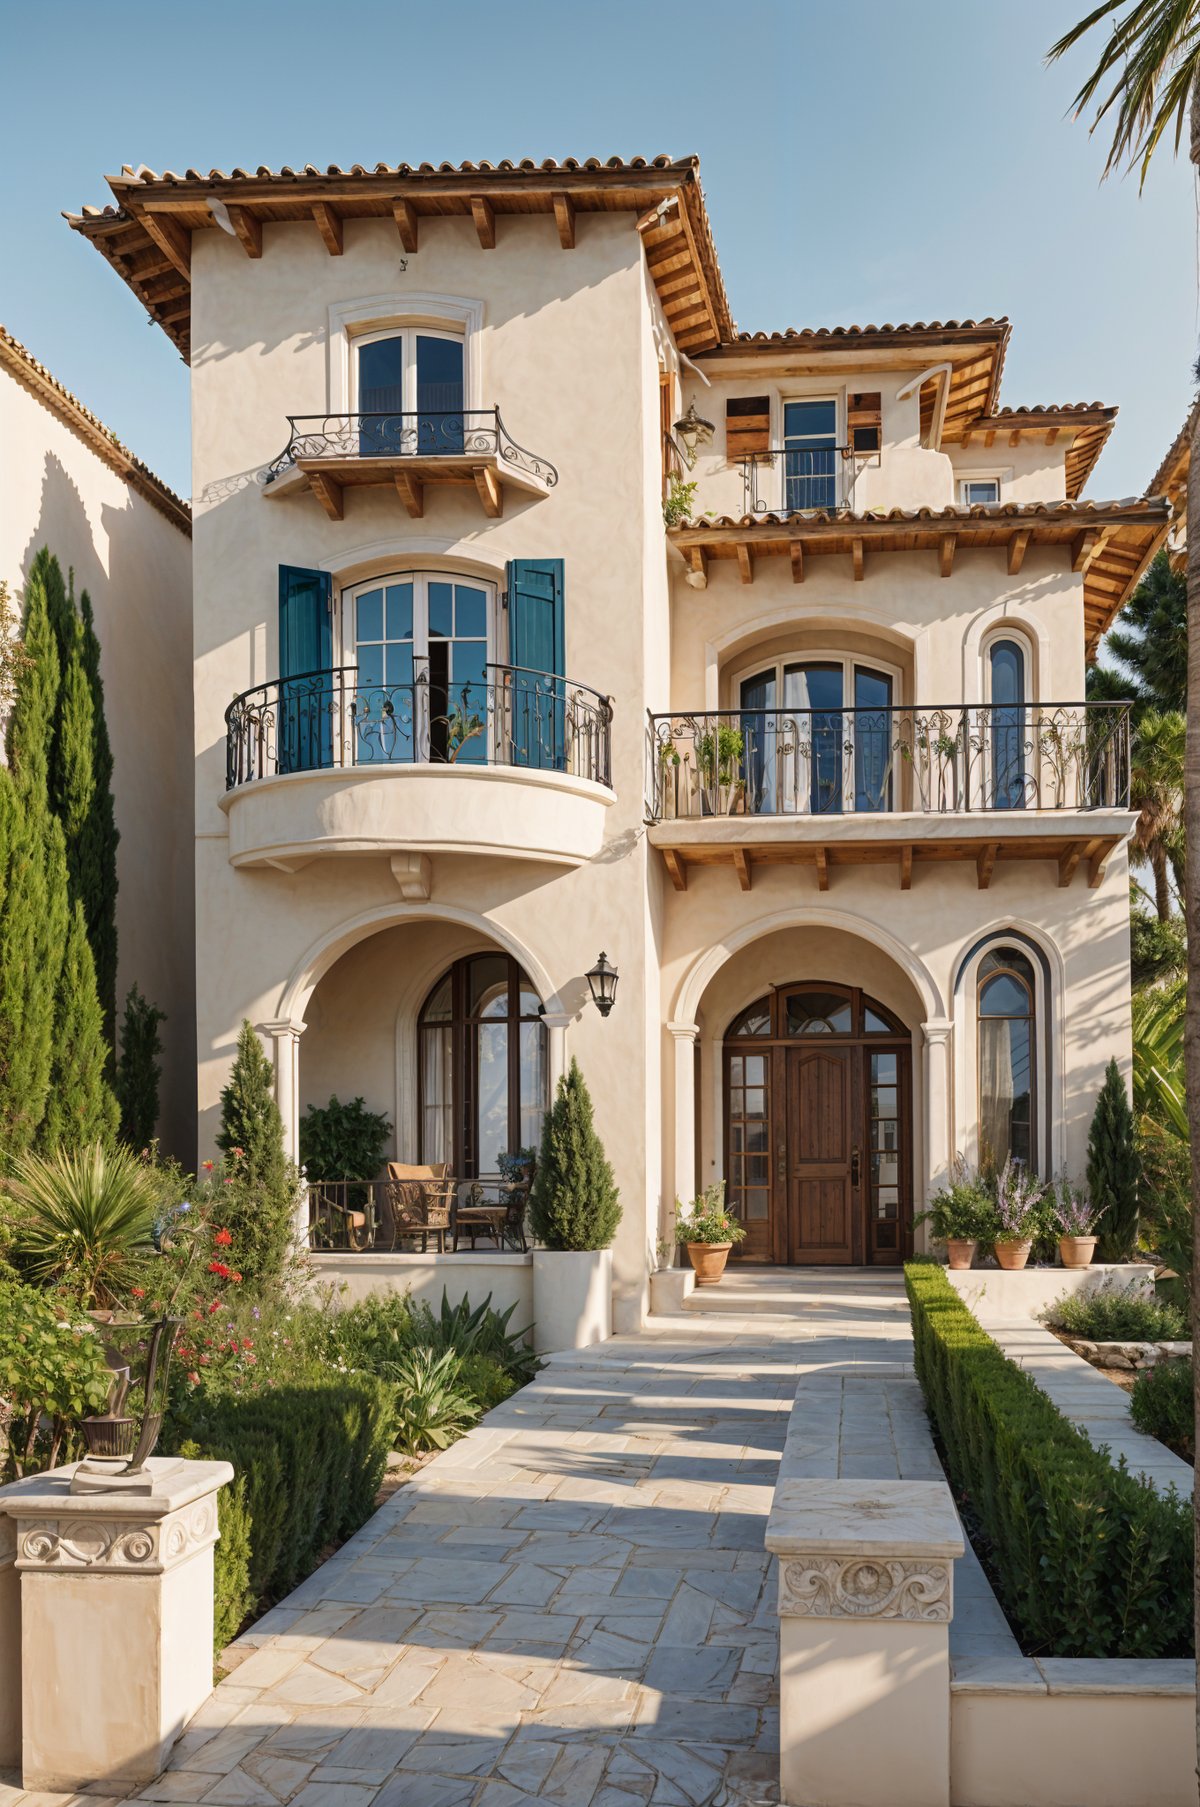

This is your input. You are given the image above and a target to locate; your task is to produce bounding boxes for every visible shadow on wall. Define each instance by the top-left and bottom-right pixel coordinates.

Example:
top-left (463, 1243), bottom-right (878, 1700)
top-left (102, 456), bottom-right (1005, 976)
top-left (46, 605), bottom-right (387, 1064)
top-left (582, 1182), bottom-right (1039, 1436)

top-left (18, 451), bottom-right (196, 1162)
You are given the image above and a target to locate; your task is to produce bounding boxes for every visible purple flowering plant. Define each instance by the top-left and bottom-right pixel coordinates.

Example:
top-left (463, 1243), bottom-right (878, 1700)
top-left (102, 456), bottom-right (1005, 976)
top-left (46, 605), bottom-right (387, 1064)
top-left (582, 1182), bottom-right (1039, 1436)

top-left (1050, 1180), bottom-right (1097, 1238)
top-left (992, 1156), bottom-right (1047, 1243)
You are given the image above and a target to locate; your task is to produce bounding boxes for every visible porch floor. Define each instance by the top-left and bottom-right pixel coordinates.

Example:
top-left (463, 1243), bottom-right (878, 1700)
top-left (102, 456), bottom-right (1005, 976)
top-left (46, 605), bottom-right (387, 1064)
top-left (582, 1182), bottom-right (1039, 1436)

top-left (5, 1274), bottom-right (949, 1807)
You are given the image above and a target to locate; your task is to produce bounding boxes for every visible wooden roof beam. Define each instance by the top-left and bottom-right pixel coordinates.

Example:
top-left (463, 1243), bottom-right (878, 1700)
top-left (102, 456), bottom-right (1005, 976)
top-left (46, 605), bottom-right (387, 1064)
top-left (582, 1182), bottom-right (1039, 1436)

top-left (1058, 841), bottom-right (1086, 888)
top-left (1088, 842), bottom-right (1111, 889)
top-left (552, 192), bottom-right (576, 248)
top-left (663, 848), bottom-right (687, 892)
top-left (899, 844), bottom-right (912, 891)
top-left (1007, 528), bottom-right (1032, 576)
top-left (976, 842), bottom-right (999, 890)
top-left (312, 202), bottom-right (344, 255)
top-left (471, 196), bottom-right (496, 249)
top-left (393, 471), bottom-right (424, 519)
top-left (1071, 529), bottom-right (1099, 573)
top-left (814, 846), bottom-right (830, 892)
top-left (134, 209), bottom-right (190, 280)
top-left (226, 204), bottom-right (262, 259)
top-left (790, 541), bottom-right (805, 583)
top-left (939, 534), bottom-right (956, 579)
top-left (736, 544), bottom-right (754, 585)
top-left (1045, 427), bottom-right (1059, 445)
top-left (686, 548), bottom-right (708, 590)
top-left (733, 848), bottom-right (751, 892)
top-left (392, 198), bottom-right (419, 252)
top-left (851, 538), bottom-right (865, 582)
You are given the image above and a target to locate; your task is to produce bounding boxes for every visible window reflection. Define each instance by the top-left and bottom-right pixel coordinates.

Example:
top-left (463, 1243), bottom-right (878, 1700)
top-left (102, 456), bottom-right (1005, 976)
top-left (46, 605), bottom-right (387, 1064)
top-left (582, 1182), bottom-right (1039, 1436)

top-left (419, 954), bottom-right (547, 1175)
top-left (978, 948), bottom-right (1035, 1171)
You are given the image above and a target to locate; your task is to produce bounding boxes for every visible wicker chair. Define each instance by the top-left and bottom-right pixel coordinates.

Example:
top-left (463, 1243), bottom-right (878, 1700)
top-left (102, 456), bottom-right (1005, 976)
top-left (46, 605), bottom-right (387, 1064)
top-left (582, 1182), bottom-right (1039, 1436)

top-left (380, 1162), bottom-right (454, 1253)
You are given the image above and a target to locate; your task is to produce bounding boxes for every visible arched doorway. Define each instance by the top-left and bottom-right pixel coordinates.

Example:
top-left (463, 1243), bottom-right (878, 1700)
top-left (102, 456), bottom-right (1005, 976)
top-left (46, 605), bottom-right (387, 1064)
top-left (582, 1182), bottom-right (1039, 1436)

top-left (724, 983), bottom-right (912, 1266)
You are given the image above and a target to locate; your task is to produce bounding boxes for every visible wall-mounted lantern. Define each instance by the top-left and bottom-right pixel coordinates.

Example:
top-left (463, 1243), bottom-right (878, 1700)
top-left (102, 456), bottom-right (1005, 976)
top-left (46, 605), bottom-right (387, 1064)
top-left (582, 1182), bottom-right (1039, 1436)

top-left (672, 401), bottom-right (715, 469)
top-left (586, 952), bottom-right (619, 1019)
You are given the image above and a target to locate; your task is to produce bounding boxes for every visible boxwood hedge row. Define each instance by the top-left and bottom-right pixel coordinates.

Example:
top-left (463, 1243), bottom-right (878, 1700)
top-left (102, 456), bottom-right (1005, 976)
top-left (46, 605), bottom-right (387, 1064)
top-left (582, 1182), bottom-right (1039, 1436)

top-left (905, 1262), bottom-right (1191, 1658)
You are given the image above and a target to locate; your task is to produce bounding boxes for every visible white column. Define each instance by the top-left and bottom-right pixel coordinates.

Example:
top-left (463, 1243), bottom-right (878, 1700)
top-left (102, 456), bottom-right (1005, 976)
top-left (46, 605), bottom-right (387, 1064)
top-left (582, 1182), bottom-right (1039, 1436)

top-left (0, 1513), bottom-right (17, 1769)
top-left (542, 1011), bottom-right (571, 1098)
top-left (5, 1457), bottom-right (233, 1793)
top-left (922, 1018), bottom-right (954, 1208)
top-left (260, 1020), bottom-right (306, 1240)
top-left (668, 1020), bottom-right (699, 1213)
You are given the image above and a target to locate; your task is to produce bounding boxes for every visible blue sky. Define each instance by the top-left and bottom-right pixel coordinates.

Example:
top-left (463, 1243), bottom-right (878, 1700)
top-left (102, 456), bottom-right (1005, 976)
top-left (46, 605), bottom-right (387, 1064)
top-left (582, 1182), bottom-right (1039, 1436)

top-left (2, 0), bottom-right (1193, 501)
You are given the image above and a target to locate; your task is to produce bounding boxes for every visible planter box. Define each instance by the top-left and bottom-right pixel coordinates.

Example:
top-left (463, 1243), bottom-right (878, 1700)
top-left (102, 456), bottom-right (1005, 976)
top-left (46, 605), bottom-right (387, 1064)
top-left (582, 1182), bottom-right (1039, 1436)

top-left (944, 1262), bottom-right (1154, 1323)
top-left (532, 1248), bottom-right (612, 1354)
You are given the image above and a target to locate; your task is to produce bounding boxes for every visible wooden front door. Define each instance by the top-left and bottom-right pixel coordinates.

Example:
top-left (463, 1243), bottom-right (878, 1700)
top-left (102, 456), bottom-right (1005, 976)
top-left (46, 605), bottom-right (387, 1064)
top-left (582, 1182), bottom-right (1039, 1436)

top-left (786, 1046), bottom-right (858, 1264)
top-left (723, 984), bottom-right (912, 1267)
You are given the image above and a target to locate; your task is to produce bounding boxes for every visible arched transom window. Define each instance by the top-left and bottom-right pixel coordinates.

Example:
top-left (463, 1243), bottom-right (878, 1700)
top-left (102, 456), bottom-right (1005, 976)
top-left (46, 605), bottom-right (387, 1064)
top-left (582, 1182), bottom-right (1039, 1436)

top-left (419, 954), bottom-right (547, 1175)
top-left (977, 947), bottom-right (1036, 1171)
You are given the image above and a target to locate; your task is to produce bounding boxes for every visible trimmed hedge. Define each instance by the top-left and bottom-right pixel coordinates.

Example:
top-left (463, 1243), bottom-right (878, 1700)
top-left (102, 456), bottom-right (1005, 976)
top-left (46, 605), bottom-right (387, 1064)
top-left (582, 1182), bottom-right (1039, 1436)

top-left (905, 1263), bottom-right (1191, 1657)
top-left (167, 1369), bottom-right (394, 1650)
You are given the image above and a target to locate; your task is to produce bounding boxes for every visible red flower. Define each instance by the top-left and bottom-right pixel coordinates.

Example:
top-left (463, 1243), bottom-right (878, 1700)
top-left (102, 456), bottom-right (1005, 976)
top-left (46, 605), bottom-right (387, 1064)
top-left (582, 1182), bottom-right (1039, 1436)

top-left (187, 1371), bottom-right (200, 1385)
top-left (202, 1161), bottom-right (214, 1172)
top-left (208, 1261), bottom-right (231, 1278)
top-left (131, 1287), bottom-right (145, 1298)
top-left (214, 1228), bottom-right (233, 1247)
top-left (208, 1301), bottom-right (222, 1315)
top-left (233, 1146), bottom-right (244, 1158)
top-left (223, 1177), bottom-right (233, 1187)
top-left (242, 1338), bottom-right (254, 1350)
top-left (231, 1272), bottom-right (243, 1284)
top-left (246, 1353), bottom-right (257, 1364)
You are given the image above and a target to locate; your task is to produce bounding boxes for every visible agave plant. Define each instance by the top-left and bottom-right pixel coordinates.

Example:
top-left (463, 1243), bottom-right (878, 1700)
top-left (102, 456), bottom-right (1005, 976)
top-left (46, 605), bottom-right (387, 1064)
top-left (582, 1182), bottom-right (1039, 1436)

top-left (3, 1142), bottom-right (162, 1308)
top-left (385, 1346), bottom-right (480, 1452)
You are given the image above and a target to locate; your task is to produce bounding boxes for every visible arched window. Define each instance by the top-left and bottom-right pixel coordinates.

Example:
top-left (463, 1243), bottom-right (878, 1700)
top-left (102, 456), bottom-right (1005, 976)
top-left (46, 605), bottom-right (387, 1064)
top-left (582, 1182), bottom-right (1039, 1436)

top-left (418, 954), bottom-right (547, 1175)
top-left (988, 638), bottom-right (1027, 810)
top-left (355, 328), bottom-right (465, 453)
top-left (978, 947), bottom-right (1036, 1171)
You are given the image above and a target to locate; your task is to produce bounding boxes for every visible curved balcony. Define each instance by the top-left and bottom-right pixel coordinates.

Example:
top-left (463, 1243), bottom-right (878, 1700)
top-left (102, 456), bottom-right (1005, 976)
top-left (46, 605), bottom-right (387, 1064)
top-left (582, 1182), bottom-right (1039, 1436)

top-left (645, 701), bottom-right (1134, 892)
top-left (221, 663), bottom-right (614, 874)
top-left (261, 409), bottom-right (558, 520)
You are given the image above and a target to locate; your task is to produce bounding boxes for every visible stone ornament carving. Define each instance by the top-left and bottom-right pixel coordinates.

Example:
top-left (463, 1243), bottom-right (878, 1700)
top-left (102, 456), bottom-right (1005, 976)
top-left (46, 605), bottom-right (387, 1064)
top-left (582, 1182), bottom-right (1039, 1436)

top-left (16, 1500), bottom-right (219, 1574)
top-left (779, 1554), bottom-right (953, 1622)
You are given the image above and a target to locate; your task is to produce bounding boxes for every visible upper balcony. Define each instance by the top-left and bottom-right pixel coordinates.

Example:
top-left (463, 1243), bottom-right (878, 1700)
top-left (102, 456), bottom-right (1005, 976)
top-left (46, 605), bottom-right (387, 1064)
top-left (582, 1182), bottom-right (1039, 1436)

top-left (221, 662), bottom-right (613, 876)
top-left (262, 409), bottom-right (558, 521)
top-left (645, 700), bottom-right (1133, 893)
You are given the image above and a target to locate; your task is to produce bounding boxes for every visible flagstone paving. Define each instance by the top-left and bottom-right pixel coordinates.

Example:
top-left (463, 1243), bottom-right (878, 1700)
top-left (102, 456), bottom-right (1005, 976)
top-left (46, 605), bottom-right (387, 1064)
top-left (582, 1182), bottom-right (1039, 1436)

top-left (0, 1272), bottom-right (930, 1807)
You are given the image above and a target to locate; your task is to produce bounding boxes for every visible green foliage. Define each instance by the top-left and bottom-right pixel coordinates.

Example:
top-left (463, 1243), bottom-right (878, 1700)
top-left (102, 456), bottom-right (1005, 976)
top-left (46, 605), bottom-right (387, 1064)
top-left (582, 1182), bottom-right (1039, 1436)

top-left (1046, 1279), bottom-right (1187, 1343)
top-left (168, 1369), bottom-right (393, 1649)
top-left (0, 1275), bottom-right (114, 1478)
top-left (3, 1140), bottom-right (161, 1307)
top-left (662, 476), bottom-right (698, 527)
top-left (0, 769), bottom-right (68, 1165)
top-left (675, 1181), bottom-right (746, 1245)
top-left (216, 1021), bottom-right (298, 1290)
top-left (77, 590), bottom-right (119, 1037)
top-left (906, 1262), bottom-right (1192, 1657)
top-left (39, 901), bottom-right (119, 1153)
top-left (408, 1288), bottom-right (538, 1383)
top-left (456, 1352), bottom-right (518, 1413)
top-left (696, 724), bottom-right (745, 783)
top-left (1131, 980), bottom-right (1188, 1142)
top-left (1129, 903), bottom-right (1186, 989)
top-left (1087, 1059), bottom-right (1141, 1260)
top-left (914, 1161), bottom-right (996, 1243)
top-left (385, 1346), bottom-right (480, 1451)
top-left (1092, 553), bottom-right (1187, 716)
top-left (529, 1059), bottom-right (621, 1251)
top-left (1130, 1359), bottom-right (1193, 1461)
top-left (1139, 1122), bottom-right (1191, 1298)
top-left (300, 1094), bottom-right (392, 1181)
top-left (115, 985), bottom-right (166, 1150)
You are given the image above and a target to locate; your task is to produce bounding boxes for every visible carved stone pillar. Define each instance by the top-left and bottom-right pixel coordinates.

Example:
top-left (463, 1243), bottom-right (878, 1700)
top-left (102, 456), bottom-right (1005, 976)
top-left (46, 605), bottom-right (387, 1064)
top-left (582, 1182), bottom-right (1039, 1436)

top-left (668, 1019), bottom-right (699, 1214)
top-left (4, 1456), bottom-right (233, 1792)
top-left (260, 1018), bottom-right (306, 1237)
top-left (766, 1477), bottom-right (964, 1807)
top-left (921, 1017), bottom-right (954, 1210)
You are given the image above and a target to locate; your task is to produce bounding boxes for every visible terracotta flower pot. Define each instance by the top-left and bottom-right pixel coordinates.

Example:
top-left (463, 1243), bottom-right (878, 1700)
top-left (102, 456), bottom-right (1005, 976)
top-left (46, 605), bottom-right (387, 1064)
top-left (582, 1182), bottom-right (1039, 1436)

top-left (687, 1241), bottom-right (733, 1286)
top-left (1059, 1235), bottom-right (1098, 1271)
top-left (994, 1239), bottom-right (1032, 1272)
top-left (945, 1239), bottom-right (977, 1271)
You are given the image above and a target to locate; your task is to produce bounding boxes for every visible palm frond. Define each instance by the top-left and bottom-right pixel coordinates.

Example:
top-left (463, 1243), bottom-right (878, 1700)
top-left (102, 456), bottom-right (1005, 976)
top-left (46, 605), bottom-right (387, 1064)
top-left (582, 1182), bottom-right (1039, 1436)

top-left (1048, 0), bottom-right (1200, 186)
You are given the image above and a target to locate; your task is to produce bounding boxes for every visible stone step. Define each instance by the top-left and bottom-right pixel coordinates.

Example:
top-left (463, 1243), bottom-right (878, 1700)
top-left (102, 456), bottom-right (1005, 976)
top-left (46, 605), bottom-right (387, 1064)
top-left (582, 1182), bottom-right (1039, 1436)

top-left (679, 1269), bottom-right (906, 1315)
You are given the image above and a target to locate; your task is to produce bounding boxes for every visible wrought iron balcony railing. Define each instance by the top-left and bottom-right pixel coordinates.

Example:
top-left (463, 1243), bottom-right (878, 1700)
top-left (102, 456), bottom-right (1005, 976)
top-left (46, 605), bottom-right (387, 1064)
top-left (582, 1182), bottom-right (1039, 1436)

top-left (226, 661), bottom-right (612, 791)
top-left (265, 409), bottom-right (559, 487)
top-left (738, 445), bottom-right (860, 515)
top-left (646, 702), bottom-right (1131, 821)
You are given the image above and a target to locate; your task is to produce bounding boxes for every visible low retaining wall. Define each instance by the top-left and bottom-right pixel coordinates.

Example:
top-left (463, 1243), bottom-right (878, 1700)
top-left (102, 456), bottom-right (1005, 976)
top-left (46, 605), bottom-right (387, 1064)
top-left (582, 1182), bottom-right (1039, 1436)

top-left (308, 1251), bottom-right (533, 1322)
top-left (944, 1262), bottom-right (1153, 1321)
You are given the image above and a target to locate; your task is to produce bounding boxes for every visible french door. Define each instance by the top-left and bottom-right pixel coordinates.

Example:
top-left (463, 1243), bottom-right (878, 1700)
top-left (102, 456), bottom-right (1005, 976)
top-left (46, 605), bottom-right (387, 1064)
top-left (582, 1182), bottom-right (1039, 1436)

top-left (738, 660), bottom-right (894, 817)
top-left (724, 984), bottom-right (912, 1266)
top-left (343, 572), bottom-right (494, 766)
top-left (355, 330), bottom-right (465, 455)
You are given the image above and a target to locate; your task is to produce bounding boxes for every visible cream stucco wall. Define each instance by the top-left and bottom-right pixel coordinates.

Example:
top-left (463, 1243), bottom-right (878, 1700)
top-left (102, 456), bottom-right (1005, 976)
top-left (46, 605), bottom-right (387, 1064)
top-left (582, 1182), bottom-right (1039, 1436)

top-left (0, 364), bottom-right (195, 1157)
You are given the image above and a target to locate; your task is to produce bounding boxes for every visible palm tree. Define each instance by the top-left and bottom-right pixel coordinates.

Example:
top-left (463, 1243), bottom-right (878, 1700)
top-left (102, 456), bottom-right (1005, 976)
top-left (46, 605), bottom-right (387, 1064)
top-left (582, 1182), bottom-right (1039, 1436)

top-left (1049, 4), bottom-right (1200, 1775)
top-left (1129, 708), bottom-right (1186, 920)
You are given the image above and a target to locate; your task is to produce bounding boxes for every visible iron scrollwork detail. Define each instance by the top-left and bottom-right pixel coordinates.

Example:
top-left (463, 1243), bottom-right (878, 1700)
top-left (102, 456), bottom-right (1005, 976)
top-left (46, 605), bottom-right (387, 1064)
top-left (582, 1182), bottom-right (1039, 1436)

top-left (265, 409), bottom-right (558, 488)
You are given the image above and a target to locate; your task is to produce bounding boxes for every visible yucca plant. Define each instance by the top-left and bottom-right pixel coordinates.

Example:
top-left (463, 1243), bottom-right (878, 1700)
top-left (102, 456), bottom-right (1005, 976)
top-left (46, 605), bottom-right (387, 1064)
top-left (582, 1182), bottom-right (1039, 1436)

top-left (385, 1346), bottom-right (480, 1452)
top-left (3, 1141), bottom-right (161, 1308)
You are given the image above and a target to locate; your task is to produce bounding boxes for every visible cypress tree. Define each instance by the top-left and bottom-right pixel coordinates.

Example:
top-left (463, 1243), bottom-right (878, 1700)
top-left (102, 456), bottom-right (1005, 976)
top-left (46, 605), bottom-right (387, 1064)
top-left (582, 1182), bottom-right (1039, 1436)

top-left (1087, 1058), bottom-right (1140, 1261)
top-left (52, 613), bottom-right (96, 898)
top-left (78, 590), bottom-right (119, 1037)
top-left (529, 1059), bottom-right (621, 1251)
top-left (39, 901), bottom-right (119, 1153)
top-left (216, 1020), bottom-right (298, 1288)
top-left (115, 985), bottom-right (166, 1150)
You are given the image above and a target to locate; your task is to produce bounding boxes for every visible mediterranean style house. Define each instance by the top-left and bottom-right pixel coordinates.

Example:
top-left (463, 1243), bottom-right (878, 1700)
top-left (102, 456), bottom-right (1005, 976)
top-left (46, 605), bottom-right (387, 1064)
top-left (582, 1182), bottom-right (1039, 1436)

top-left (0, 327), bottom-right (195, 1156)
top-left (68, 155), bottom-right (1167, 1329)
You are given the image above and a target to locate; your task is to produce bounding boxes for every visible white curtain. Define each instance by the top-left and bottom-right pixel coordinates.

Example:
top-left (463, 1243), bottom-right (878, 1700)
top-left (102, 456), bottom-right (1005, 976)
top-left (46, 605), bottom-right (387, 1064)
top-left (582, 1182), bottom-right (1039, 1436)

top-left (422, 1027), bottom-right (453, 1166)
top-left (979, 1018), bottom-right (1015, 1170)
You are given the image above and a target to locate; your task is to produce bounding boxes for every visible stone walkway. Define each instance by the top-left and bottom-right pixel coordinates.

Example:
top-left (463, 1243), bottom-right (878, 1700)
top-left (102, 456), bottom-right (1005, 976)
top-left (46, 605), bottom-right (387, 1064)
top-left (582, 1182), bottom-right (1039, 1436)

top-left (0, 1272), bottom-right (925, 1807)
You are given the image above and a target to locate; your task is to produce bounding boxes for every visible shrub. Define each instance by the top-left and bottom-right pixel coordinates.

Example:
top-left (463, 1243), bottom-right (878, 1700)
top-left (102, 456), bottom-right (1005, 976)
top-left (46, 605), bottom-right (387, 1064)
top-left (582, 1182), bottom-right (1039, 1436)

top-left (529, 1059), bottom-right (621, 1251)
top-left (1045, 1280), bottom-right (1187, 1343)
top-left (300, 1094), bottom-right (392, 1184)
top-left (324, 1291), bottom-right (416, 1370)
top-left (166, 1366), bottom-right (393, 1649)
top-left (1130, 1360), bottom-right (1193, 1462)
top-left (1087, 1059), bottom-right (1140, 1260)
top-left (3, 1140), bottom-right (161, 1307)
top-left (386, 1346), bottom-right (479, 1451)
top-left (0, 1275), bottom-right (114, 1477)
top-left (457, 1352), bottom-right (517, 1413)
top-left (215, 1022), bottom-right (299, 1290)
top-left (906, 1262), bottom-right (1191, 1657)
top-left (914, 1161), bottom-right (995, 1244)
top-left (407, 1289), bottom-right (538, 1384)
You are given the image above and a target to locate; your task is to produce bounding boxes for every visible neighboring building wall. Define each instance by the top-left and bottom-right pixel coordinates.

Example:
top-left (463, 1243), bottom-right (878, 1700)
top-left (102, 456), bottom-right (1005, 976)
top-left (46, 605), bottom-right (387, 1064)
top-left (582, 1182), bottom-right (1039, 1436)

top-left (0, 342), bottom-right (195, 1159)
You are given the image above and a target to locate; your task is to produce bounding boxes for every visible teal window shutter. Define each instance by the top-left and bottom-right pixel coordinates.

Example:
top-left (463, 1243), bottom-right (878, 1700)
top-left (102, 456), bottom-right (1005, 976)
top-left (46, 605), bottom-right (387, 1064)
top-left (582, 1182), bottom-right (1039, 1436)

top-left (506, 559), bottom-right (564, 769)
top-left (278, 566), bottom-right (333, 773)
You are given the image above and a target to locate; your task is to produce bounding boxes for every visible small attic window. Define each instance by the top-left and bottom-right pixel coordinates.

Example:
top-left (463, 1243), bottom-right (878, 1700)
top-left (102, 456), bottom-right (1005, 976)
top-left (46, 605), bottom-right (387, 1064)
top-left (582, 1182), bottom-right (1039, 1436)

top-left (848, 392), bottom-right (882, 455)
top-left (961, 478), bottom-right (1000, 505)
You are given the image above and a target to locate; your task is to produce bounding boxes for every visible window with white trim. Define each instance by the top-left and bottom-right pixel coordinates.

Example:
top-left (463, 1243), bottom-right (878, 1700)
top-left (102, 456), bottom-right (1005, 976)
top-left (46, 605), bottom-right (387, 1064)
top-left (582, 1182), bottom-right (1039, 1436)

top-left (354, 328), bottom-right (465, 454)
top-left (341, 571), bottom-right (496, 765)
top-left (960, 477), bottom-right (1001, 505)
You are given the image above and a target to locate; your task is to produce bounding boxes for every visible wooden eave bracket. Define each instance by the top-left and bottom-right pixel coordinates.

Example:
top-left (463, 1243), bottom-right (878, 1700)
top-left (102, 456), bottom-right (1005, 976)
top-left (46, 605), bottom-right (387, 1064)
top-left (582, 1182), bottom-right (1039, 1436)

top-left (471, 196), bottom-right (496, 249)
top-left (789, 541), bottom-right (805, 584)
top-left (394, 471), bottom-right (424, 519)
top-left (851, 538), bottom-right (865, 582)
top-left (308, 471), bottom-right (343, 521)
top-left (899, 845), bottom-right (913, 891)
top-left (1007, 528), bottom-right (1032, 576)
top-left (135, 208), bottom-right (190, 280)
top-left (814, 846), bottom-right (830, 891)
top-left (311, 201), bottom-right (344, 255)
top-left (663, 848), bottom-right (687, 892)
top-left (736, 544), bottom-right (754, 585)
top-left (939, 534), bottom-right (956, 579)
top-left (976, 842), bottom-right (999, 890)
top-left (393, 198), bottom-right (419, 252)
top-left (226, 204), bottom-right (262, 258)
top-left (474, 464), bottom-right (503, 517)
top-left (733, 848), bottom-right (751, 892)
top-left (553, 192), bottom-right (576, 249)
top-left (1058, 841), bottom-right (1086, 888)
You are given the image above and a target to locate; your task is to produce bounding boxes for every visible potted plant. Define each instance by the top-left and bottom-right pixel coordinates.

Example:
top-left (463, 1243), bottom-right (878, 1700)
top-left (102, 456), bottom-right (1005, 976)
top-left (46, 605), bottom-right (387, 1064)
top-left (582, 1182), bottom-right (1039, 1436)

top-left (657, 736), bottom-right (681, 820)
top-left (695, 725), bottom-right (745, 816)
top-left (529, 1060), bottom-right (621, 1352)
top-left (914, 1162), bottom-right (994, 1270)
top-left (1051, 1180), bottom-right (1099, 1269)
top-left (675, 1182), bottom-right (746, 1286)
top-left (991, 1156), bottom-right (1046, 1271)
